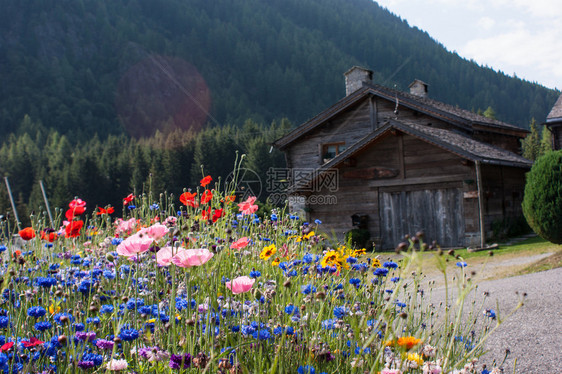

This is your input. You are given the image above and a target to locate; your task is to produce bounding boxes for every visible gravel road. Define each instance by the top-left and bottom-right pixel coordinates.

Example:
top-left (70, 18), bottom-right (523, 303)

top-left (427, 267), bottom-right (562, 373)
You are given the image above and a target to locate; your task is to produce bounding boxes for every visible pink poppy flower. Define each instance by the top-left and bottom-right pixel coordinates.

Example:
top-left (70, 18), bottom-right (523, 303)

top-left (116, 233), bottom-right (154, 257)
top-left (230, 237), bottom-right (250, 250)
top-left (226, 276), bottom-right (255, 294)
top-left (171, 248), bottom-right (214, 268)
top-left (115, 218), bottom-right (138, 236)
top-left (156, 246), bottom-right (175, 266)
top-left (237, 196), bottom-right (258, 215)
top-left (138, 223), bottom-right (169, 241)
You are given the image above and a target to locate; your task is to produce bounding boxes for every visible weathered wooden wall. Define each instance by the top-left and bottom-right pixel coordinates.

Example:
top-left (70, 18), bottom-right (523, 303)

top-left (285, 98), bottom-right (373, 171)
top-left (306, 132), bottom-right (479, 249)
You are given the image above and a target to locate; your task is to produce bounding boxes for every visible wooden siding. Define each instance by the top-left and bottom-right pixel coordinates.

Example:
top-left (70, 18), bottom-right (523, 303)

top-left (306, 132), bottom-right (477, 248)
top-left (286, 98), bottom-right (373, 171)
top-left (473, 131), bottom-right (522, 154)
top-left (379, 187), bottom-right (465, 248)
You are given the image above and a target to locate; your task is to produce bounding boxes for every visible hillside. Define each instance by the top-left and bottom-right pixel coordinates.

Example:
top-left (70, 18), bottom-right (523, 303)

top-left (0, 0), bottom-right (559, 142)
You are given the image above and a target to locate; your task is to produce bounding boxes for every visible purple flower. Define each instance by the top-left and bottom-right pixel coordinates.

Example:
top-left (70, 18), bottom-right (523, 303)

top-left (169, 353), bottom-right (192, 369)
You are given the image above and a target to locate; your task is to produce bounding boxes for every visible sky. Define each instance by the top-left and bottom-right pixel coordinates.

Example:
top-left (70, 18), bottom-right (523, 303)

top-left (374, 0), bottom-right (562, 90)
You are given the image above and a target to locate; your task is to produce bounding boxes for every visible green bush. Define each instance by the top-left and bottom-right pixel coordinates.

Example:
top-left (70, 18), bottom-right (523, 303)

top-left (522, 150), bottom-right (562, 244)
top-left (345, 228), bottom-right (371, 249)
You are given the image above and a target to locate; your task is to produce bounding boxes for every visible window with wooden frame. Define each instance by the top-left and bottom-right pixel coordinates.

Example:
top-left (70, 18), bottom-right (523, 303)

top-left (321, 142), bottom-right (346, 163)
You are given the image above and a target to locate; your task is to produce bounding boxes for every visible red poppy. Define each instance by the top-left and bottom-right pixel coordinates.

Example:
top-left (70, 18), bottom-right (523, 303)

top-left (40, 230), bottom-right (58, 242)
top-left (201, 207), bottom-right (212, 221)
top-left (0, 342), bottom-right (14, 352)
top-left (200, 175), bottom-right (212, 187)
top-left (97, 206), bottom-right (115, 215)
top-left (18, 227), bottom-right (35, 241)
top-left (22, 337), bottom-right (44, 348)
top-left (180, 192), bottom-right (198, 208)
top-left (68, 198), bottom-right (86, 209)
top-left (65, 220), bottom-right (84, 238)
top-left (65, 206), bottom-right (85, 220)
top-left (212, 208), bottom-right (224, 223)
top-left (123, 193), bottom-right (135, 206)
top-left (201, 190), bottom-right (213, 204)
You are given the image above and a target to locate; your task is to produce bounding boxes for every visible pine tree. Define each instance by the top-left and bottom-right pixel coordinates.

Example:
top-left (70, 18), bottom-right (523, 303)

top-left (521, 118), bottom-right (541, 161)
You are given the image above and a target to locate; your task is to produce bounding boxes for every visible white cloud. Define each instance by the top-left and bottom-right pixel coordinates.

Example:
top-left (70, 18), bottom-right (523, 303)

top-left (477, 16), bottom-right (495, 30)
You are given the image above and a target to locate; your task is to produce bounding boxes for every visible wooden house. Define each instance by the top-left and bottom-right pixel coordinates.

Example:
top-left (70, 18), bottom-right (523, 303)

top-left (546, 93), bottom-right (562, 150)
top-left (273, 67), bottom-right (531, 249)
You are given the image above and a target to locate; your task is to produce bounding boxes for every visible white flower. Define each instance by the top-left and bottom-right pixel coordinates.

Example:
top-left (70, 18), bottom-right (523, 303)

top-left (106, 359), bottom-right (128, 371)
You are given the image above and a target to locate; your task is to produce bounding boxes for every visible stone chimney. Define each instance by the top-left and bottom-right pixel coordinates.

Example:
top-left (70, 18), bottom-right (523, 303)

top-left (344, 66), bottom-right (373, 96)
top-left (409, 79), bottom-right (428, 98)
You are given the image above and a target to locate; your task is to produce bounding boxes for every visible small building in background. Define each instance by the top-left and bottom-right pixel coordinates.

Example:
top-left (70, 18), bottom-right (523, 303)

top-left (274, 66), bottom-right (532, 249)
top-left (546, 93), bottom-right (562, 150)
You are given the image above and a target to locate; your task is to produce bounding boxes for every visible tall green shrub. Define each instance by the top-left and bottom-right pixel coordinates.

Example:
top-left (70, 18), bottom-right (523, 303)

top-left (522, 150), bottom-right (562, 244)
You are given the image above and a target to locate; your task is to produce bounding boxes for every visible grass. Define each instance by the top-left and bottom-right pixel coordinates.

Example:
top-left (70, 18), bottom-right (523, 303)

top-left (369, 235), bottom-right (562, 287)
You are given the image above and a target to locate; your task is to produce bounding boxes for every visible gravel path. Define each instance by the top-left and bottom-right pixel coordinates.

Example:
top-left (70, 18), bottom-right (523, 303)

top-left (427, 267), bottom-right (562, 373)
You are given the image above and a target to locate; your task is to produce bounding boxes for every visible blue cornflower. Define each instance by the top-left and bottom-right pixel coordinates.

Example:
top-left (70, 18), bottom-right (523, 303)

top-left (78, 279), bottom-right (94, 294)
top-left (119, 328), bottom-right (140, 341)
top-left (395, 302), bottom-right (407, 308)
top-left (0, 317), bottom-right (8, 328)
top-left (74, 323), bottom-right (85, 331)
top-left (27, 306), bottom-right (47, 318)
top-left (34, 321), bottom-right (52, 331)
top-left (0, 246), bottom-right (6, 252)
top-left (373, 267), bottom-right (389, 277)
top-left (286, 269), bottom-right (298, 277)
top-left (349, 278), bottom-right (361, 288)
top-left (346, 257), bottom-right (357, 264)
top-left (314, 219), bottom-right (322, 225)
top-left (383, 261), bottom-right (398, 269)
top-left (301, 284), bottom-right (316, 295)
top-left (253, 329), bottom-right (271, 340)
top-left (174, 298), bottom-right (188, 311)
top-left (149, 203), bottom-right (159, 210)
top-left (249, 270), bottom-right (261, 278)
top-left (456, 261), bottom-right (468, 268)
top-left (391, 276), bottom-right (400, 282)
top-left (82, 353), bottom-right (103, 366)
top-left (302, 253), bottom-right (314, 263)
top-left (333, 306), bottom-right (348, 319)
top-left (298, 365), bottom-right (315, 374)
top-left (36, 277), bottom-right (57, 287)
top-left (127, 205), bottom-right (136, 210)
top-left (285, 305), bottom-right (299, 315)
top-left (321, 318), bottom-right (336, 329)
top-left (111, 238), bottom-right (123, 245)
top-left (270, 214), bottom-right (278, 221)
top-left (100, 305), bottom-right (114, 314)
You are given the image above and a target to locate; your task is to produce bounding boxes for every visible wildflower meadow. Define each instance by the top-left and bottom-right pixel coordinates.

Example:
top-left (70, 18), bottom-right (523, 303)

top-left (0, 164), bottom-right (519, 374)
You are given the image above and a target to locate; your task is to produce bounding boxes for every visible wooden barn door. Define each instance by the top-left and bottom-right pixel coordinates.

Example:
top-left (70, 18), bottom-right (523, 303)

top-left (379, 188), bottom-right (465, 249)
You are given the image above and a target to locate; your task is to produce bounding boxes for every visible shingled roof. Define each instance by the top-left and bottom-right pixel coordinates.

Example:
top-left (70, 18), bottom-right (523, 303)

top-left (547, 93), bottom-right (562, 122)
top-left (274, 81), bottom-right (528, 149)
top-left (289, 119), bottom-right (531, 192)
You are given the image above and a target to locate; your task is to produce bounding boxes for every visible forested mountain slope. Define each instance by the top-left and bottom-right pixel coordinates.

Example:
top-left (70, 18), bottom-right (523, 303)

top-left (0, 0), bottom-right (558, 142)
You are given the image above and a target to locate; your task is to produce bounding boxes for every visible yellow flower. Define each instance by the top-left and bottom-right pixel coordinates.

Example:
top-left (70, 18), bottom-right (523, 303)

top-left (320, 248), bottom-right (349, 271)
top-left (405, 352), bottom-right (424, 366)
top-left (146, 318), bottom-right (156, 324)
top-left (371, 258), bottom-right (381, 268)
top-left (271, 257), bottom-right (280, 266)
top-left (260, 244), bottom-right (277, 260)
top-left (352, 248), bottom-right (366, 257)
top-left (49, 302), bottom-right (61, 315)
